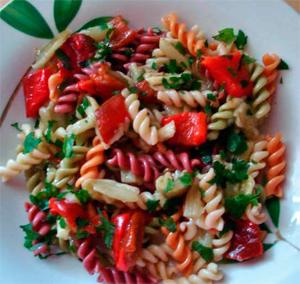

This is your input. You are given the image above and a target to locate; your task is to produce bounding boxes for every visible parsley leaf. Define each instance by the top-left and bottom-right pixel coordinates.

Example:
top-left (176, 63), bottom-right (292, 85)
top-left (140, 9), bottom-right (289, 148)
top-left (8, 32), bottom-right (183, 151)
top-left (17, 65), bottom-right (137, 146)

top-left (241, 54), bottom-right (256, 65)
top-left (174, 42), bottom-right (186, 55)
top-left (76, 97), bottom-right (90, 117)
top-left (136, 73), bottom-right (145, 82)
top-left (204, 103), bottom-right (212, 115)
top-left (277, 59), bottom-right (289, 70)
top-left (213, 28), bottom-right (235, 44)
top-left (23, 132), bottom-right (41, 154)
top-left (74, 189), bottom-right (90, 204)
top-left (63, 134), bottom-right (75, 158)
top-left (196, 50), bottom-right (202, 59)
top-left (20, 224), bottom-right (40, 249)
top-left (192, 241), bottom-right (214, 262)
top-left (151, 61), bottom-right (158, 70)
top-left (97, 210), bottom-right (115, 249)
top-left (159, 217), bottom-right (176, 232)
top-left (164, 59), bottom-right (183, 74)
top-left (179, 172), bottom-right (193, 187)
top-left (226, 130), bottom-right (248, 155)
top-left (146, 199), bottom-right (159, 212)
top-left (59, 217), bottom-right (66, 229)
top-left (226, 159), bottom-right (249, 183)
top-left (45, 120), bottom-right (56, 143)
top-left (162, 197), bottom-right (182, 216)
top-left (76, 231), bottom-right (90, 239)
top-left (207, 93), bottom-right (216, 101)
top-left (225, 192), bottom-right (260, 218)
top-left (76, 218), bottom-right (89, 228)
top-left (164, 178), bottom-right (175, 193)
top-left (234, 30), bottom-right (248, 50)
top-left (162, 73), bottom-right (201, 91)
top-left (11, 122), bottom-right (22, 131)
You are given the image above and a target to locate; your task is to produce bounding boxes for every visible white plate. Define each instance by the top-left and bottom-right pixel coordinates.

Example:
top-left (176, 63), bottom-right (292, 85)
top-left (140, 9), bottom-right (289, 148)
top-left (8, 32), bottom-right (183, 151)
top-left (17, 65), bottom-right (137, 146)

top-left (0, 0), bottom-right (299, 283)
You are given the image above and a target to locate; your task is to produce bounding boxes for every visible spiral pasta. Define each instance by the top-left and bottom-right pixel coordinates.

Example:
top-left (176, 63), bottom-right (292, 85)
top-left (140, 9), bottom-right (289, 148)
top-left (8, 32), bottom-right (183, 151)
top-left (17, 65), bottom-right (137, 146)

top-left (265, 133), bottom-right (286, 198)
top-left (208, 97), bottom-right (243, 140)
top-left (262, 53), bottom-right (280, 96)
top-left (197, 169), bottom-right (225, 231)
top-left (212, 231), bottom-right (233, 261)
top-left (161, 13), bottom-right (206, 56)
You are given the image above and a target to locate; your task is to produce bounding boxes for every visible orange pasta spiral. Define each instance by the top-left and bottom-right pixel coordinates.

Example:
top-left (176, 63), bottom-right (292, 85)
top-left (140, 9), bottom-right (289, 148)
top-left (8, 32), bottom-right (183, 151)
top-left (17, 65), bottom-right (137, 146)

top-left (265, 133), bottom-right (286, 198)
top-left (161, 211), bottom-right (193, 276)
top-left (75, 136), bottom-right (105, 187)
top-left (262, 53), bottom-right (280, 96)
top-left (161, 13), bottom-right (205, 56)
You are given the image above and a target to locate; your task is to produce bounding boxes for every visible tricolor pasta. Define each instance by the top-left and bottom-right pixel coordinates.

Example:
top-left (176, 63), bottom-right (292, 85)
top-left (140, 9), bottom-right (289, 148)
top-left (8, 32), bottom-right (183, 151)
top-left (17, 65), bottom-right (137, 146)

top-left (0, 13), bottom-right (289, 284)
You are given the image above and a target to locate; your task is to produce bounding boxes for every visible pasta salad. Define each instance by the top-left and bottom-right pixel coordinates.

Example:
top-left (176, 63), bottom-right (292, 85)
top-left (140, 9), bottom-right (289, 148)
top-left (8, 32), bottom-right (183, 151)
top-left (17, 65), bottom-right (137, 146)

top-left (0, 13), bottom-right (288, 284)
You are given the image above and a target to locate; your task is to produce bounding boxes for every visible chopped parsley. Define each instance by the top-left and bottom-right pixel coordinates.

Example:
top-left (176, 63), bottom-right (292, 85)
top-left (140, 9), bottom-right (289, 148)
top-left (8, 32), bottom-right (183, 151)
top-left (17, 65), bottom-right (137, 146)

top-left (136, 73), bottom-right (145, 82)
top-left (76, 218), bottom-right (89, 228)
top-left (55, 49), bottom-right (72, 70)
top-left (76, 231), bottom-right (90, 239)
top-left (128, 86), bottom-right (139, 94)
top-left (188, 56), bottom-right (195, 66)
top-left (92, 27), bottom-right (114, 62)
top-left (213, 28), bottom-right (235, 44)
top-left (277, 59), bottom-right (289, 70)
top-left (164, 59), bottom-right (183, 74)
top-left (20, 224), bottom-right (40, 249)
top-left (162, 73), bottom-right (201, 91)
top-left (146, 199), bottom-right (160, 212)
top-left (162, 197), bottom-right (182, 216)
top-left (76, 97), bottom-right (90, 117)
top-left (179, 172), bottom-right (193, 187)
top-left (62, 134), bottom-right (75, 158)
top-left (23, 132), bottom-right (42, 154)
top-left (74, 189), bottom-right (90, 204)
top-left (226, 130), bottom-right (248, 155)
top-left (207, 93), bottom-right (216, 101)
top-left (11, 122), bottom-right (22, 132)
top-left (164, 178), bottom-right (175, 193)
top-left (201, 155), bottom-right (212, 164)
top-left (196, 50), bottom-right (202, 59)
top-left (159, 217), bottom-right (176, 232)
top-left (151, 61), bottom-right (158, 70)
top-left (241, 54), bottom-right (256, 65)
top-left (59, 217), bottom-right (67, 229)
top-left (45, 120), bottom-right (56, 143)
top-left (225, 191), bottom-right (261, 218)
top-left (97, 210), bottom-right (115, 249)
top-left (204, 103), bottom-right (212, 115)
top-left (234, 30), bottom-right (248, 50)
top-left (174, 42), bottom-right (186, 55)
top-left (192, 241), bottom-right (214, 262)
top-left (122, 48), bottom-right (133, 57)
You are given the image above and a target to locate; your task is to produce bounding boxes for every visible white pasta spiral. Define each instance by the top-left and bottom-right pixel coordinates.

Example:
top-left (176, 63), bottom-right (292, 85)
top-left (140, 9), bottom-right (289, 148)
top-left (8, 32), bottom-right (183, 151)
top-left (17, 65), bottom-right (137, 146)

top-left (212, 231), bottom-right (233, 261)
top-left (208, 97), bottom-right (243, 140)
top-left (25, 169), bottom-right (44, 195)
top-left (196, 169), bottom-right (225, 231)
top-left (179, 219), bottom-right (199, 241)
top-left (122, 89), bottom-right (175, 145)
top-left (248, 139), bottom-right (269, 178)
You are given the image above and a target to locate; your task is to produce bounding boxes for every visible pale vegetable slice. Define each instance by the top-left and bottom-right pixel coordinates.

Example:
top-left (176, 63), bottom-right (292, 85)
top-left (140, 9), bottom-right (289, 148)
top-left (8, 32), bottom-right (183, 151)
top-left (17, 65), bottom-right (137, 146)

top-left (159, 38), bottom-right (189, 67)
top-left (79, 25), bottom-right (109, 42)
top-left (183, 183), bottom-right (204, 219)
top-left (32, 29), bottom-right (71, 70)
top-left (82, 179), bottom-right (140, 203)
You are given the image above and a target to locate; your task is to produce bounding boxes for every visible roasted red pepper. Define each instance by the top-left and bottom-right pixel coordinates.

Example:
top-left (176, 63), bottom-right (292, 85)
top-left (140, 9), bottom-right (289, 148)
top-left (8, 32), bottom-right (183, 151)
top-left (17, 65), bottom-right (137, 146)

top-left (136, 80), bottom-right (158, 104)
top-left (95, 94), bottom-right (130, 145)
top-left (201, 51), bottom-right (253, 98)
top-left (60, 34), bottom-right (96, 71)
top-left (161, 112), bottom-right (207, 146)
top-left (225, 219), bottom-right (263, 262)
top-left (23, 67), bottom-right (53, 118)
top-left (112, 210), bottom-right (148, 272)
top-left (109, 16), bottom-right (137, 49)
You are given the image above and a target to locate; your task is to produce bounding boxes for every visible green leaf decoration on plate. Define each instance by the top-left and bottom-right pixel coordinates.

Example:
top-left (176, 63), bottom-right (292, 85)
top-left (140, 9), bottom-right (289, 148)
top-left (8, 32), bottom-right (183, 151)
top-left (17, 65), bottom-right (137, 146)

top-left (54, 0), bottom-right (82, 32)
top-left (0, 0), bottom-right (53, 39)
top-left (77, 16), bottom-right (113, 31)
top-left (266, 197), bottom-right (280, 227)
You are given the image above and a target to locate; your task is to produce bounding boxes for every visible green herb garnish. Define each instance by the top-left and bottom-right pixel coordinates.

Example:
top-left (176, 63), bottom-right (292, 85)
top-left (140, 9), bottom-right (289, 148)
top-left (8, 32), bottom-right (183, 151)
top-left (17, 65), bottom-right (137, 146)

top-left (174, 42), bottom-right (186, 55)
top-left (164, 178), bottom-right (175, 193)
top-left (159, 217), bottom-right (176, 232)
top-left (62, 134), bottom-right (75, 158)
top-left (11, 122), bottom-right (22, 131)
top-left (277, 59), bottom-right (289, 70)
top-left (234, 30), bottom-right (248, 50)
top-left (192, 241), bottom-right (214, 262)
top-left (213, 28), bottom-right (235, 44)
top-left (20, 224), bottom-right (40, 249)
top-left (146, 199), bottom-right (160, 212)
top-left (76, 97), bottom-right (90, 117)
top-left (226, 130), bottom-right (248, 155)
top-left (23, 133), bottom-right (41, 154)
top-left (97, 210), bottom-right (115, 249)
top-left (45, 120), bottom-right (56, 143)
top-left (74, 189), bottom-right (90, 204)
top-left (241, 54), bottom-right (256, 65)
top-left (179, 172), bottom-right (193, 187)
top-left (59, 217), bottom-right (67, 229)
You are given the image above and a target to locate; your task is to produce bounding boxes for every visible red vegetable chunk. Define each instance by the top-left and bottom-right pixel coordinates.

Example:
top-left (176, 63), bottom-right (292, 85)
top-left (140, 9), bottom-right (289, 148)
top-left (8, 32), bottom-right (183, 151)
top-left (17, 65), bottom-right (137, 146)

top-left (226, 219), bottom-right (264, 262)
top-left (95, 95), bottom-right (130, 145)
top-left (202, 51), bottom-right (253, 98)
top-left (60, 34), bottom-right (96, 70)
top-left (136, 80), bottom-right (158, 104)
top-left (109, 16), bottom-right (137, 49)
top-left (23, 67), bottom-right (53, 118)
top-left (162, 112), bottom-right (207, 146)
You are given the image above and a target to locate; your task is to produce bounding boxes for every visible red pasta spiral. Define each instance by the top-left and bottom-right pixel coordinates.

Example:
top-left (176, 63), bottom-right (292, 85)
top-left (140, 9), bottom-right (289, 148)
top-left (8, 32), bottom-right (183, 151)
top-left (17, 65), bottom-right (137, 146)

top-left (98, 267), bottom-right (157, 284)
top-left (25, 202), bottom-right (51, 236)
top-left (77, 237), bottom-right (102, 275)
top-left (106, 148), bottom-right (160, 183)
top-left (153, 150), bottom-right (201, 173)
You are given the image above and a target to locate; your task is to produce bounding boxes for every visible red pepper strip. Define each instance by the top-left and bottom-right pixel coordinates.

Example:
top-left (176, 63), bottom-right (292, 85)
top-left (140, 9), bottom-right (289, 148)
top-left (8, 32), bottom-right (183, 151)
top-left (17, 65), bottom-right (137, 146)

top-left (22, 67), bottom-right (53, 118)
top-left (49, 198), bottom-right (86, 231)
top-left (201, 51), bottom-right (253, 98)
top-left (225, 219), bottom-right (263, 262)
top-left (136, 80), bottom-right (158, 104)
top-left (161, 112), bottom-right (207, 147)
top-left (60, 34), bottom-right (96, 71)
top-left (109, 16), bottom-right (137, 49)
top-left (95, 94), bottom-right (130, 145)
top-left (112, 212), bottom-right (131, 269)
top-left (112, 211), bottom-right (148, 272)
top-left (92, 63), bottom-right (127, 100)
